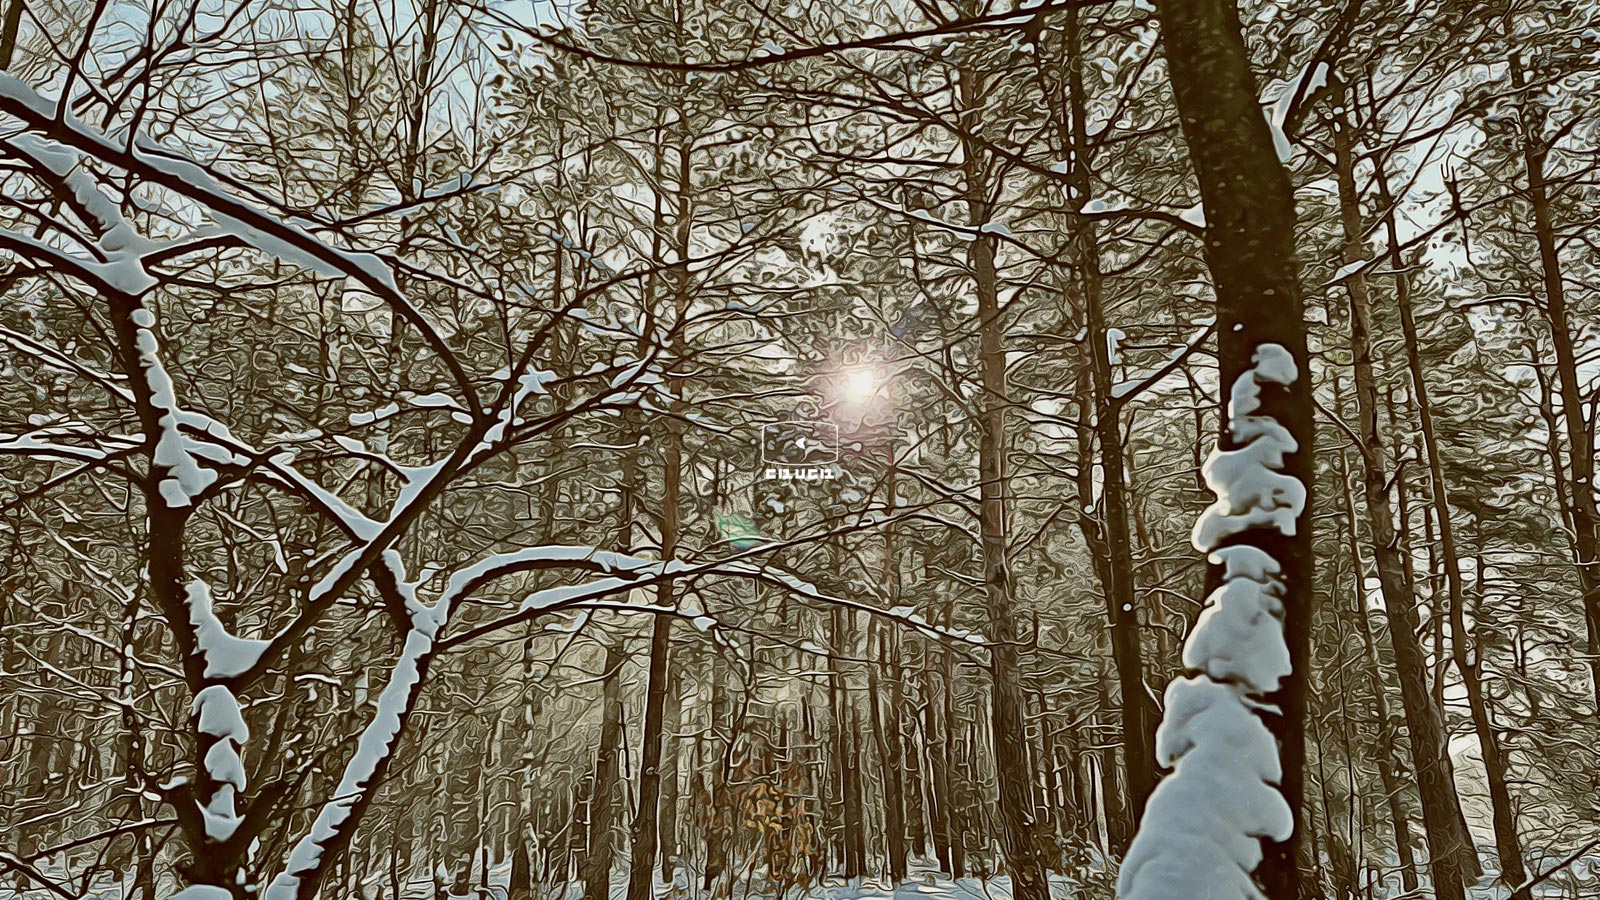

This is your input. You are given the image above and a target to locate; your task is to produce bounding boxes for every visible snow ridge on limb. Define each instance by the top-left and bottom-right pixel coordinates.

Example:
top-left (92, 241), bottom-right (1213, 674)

top-left (193, 686), bottom-right (250, 842)
top-left (186, 581), bottom-right (269, 679)
top-left (262, 552), bottom-right (431, 900)
top-left (0, 74), bottom-right (479, 413)
top-left (263, 545), bottom-right (648, 900)
top-left (1117, 345), bottom-right (1302, 900)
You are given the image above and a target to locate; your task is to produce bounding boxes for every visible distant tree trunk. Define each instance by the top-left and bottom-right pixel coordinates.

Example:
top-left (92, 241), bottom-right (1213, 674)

top-left (868, 447), bottom-right (908, 880)
top-left (1511, 55), bottom-right (1600, 716)
top-left (509, 844), bottom-right (532, 900)
top-left (1149, 0), bottom-right (1314, 896)
top-left (583, 645), bottom-right (625, 900)
top-left (658, 665), bottom-right (683, 885)
top-left (509, 620), bottom-right (544, 900)
top-left (832, 605), bottom-right (868, 878)
top-left (585, 424), bottom-right (644, 900)
top-left (1060, 3), bottom-right (1157, 828)
top-left (924, 653), bottom-right (955, 874)
top-left (868, 619), bottom-right (908, 881)
top-left (1334, 448), bottom-right (1419, 895)
top-left (1096, 671), bottom-right (1130, 854)
top-left (627, 124), bottom-right (692, 900)
top-left (897, 635), bottom-right (926, 857)
top-left (702, 656), bottom-right (733, 893)
top-left (1332, 106), bottom-right (1478, 900)
top-left (627, 585), bottom-right (676, 900)
top-left (1036, 691), bottom-right (1064, 857)
top-left (952, 55), bottom-right (1050, 900)
top-left (1368, 159), bottom-right (1524, 896)
top-left (941, 630), bottom-right (967, 878)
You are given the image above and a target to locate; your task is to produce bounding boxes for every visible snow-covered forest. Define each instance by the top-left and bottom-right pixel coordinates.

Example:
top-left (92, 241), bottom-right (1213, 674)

top-left (2, 0), bottom-right (1598, 899)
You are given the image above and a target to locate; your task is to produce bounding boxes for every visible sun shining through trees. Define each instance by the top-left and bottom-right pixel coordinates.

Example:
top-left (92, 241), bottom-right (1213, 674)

top-left (1, 2), bottom-right (1599, 900)
top-left (841, 367), bottom-right (882, 407)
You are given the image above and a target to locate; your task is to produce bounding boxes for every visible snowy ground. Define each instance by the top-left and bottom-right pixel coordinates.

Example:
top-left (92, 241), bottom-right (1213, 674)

top-left (8, 852), bottom-right (1599, 900)
top-left (0, 860), bottom-right (1099, 900)
top-left (454, 860), bottom-right (1099, 900)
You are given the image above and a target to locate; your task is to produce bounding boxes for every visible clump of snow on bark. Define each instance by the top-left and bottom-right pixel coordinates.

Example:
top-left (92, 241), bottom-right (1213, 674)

top-left (186, 580), bottom-right (269, 678)
top-left (1191, 345), bottom-right (1304, 550)
top-left (1106, 327), bottom-right (1126, 365)
top-left (193, 686), bottom-right (250, 842)
top-left (1120, 678), bottom-right (1293, 900)
top-left (1182, 562), bottom-right (1291, 691)
top-left (133, 307), bottom-right (219, 507)
top-left (1118, 343), bottom-right (1301, 900)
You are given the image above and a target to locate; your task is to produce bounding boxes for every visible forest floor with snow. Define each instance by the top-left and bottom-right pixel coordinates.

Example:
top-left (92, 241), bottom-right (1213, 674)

top-left (8, 853), bottom-right (1600, 900)
top-left (0, 861), bottom-right (1105, 900)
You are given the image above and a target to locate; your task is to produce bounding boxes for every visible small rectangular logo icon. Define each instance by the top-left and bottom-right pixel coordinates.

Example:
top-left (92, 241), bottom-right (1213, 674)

top-left (761, 421), bottom-right (839, 467)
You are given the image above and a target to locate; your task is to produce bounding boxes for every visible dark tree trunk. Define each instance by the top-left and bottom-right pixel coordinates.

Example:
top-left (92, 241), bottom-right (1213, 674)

top-left (583, 644), bottom-right (626, 900)
top-left (627, 138), bottom-right (692, 900)
top-left (1332, 110), bottom-right (1478, 900)
top-left (1511, 56), bottom-right (1600, 718)
top-left (1149, 1), bottom-right (1314, 896)
top-left (658, 665), bottom-right (683, 886)
top-left (869, 449), bottom-right (908, 880)
top-left (925, 657), bottom-right (955, 875)
top-left (867, 620), bottom-right (908, 881)
top-left (1368, 160), bottom-right (1521, 896)
top-left (1335, 446), bottom-right (1419, 894)
top-left (963, 91), bottom-right (1051, 900)
top-left (830, 607), bottom-right (868, 878)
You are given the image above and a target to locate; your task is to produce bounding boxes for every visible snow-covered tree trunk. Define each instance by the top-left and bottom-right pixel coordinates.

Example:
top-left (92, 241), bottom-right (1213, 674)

top-left (1132, 1), bottom-right (1316, 897)
top-left (1116, 346), bottom-right (1303, 900)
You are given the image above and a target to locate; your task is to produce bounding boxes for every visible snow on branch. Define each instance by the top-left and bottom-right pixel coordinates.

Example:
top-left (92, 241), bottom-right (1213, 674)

top-left (1117, 344), bottom-right (1302, 900)
top-left (193, 686), bottom-right (250, 842)
top-left (131, 307), bottom-right (221, 508)
top-left (1266, 62), bottom-right (1330, 163)
top-left (186, 581), bottom-right (269, 680)
top-left (262, 544), bottom-right (667, 900)
top-left (0, 74), bottom-right (479, 412)
top-left (1109, 317), bottom-right (1216, 405)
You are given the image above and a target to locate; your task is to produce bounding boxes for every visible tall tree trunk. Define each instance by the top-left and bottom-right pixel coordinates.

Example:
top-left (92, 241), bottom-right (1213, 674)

top-left (1511, 56), bottom-right (1600, 716)
top-left (830, 607), bottom-right (867, 878)
top-left (702, 655), bottom-right (733, 893)
top-left (1149, 1), bottom-right (1313, 895)
top-left (627, 554), bottom-right (676, 900)
top-left (924, 653), bottom-right (955, 875)
top-left (872, 445), bottom-right (908, 879)
top-left (941, 630), bottom-right (967, 878)
top-left (583, 645), bottom-right (626, 900)
top-left (585, 422), bottom-right (645, 900)
top-left (627, 116), bottom-right (693, 900)
top-left (867, 621), bottom-right (908, 881)
top-left (1332, 107), bottom-right (1479, 900)
top-left (657, 664), bottom-right (683, 886)
top-left (959, 61), bottom-right (1049, 900)
top-left (1335, 445), bottom-right (1419, 894)
top-left (1047, 2), bottom-right (1157, 832)
top-left (510, 617), bottom-right (545, 900)
top-left (1096, 670), bottom-right (1130, 855)
top-left (1370, 162), bottom-right (1523, 896)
